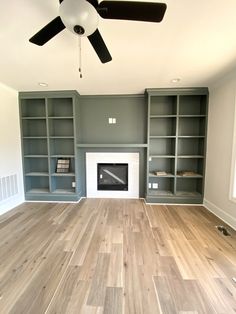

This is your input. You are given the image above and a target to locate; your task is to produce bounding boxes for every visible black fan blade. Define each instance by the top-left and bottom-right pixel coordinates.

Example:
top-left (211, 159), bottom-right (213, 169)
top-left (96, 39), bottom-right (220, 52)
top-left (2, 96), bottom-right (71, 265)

top-left (88, 29), bottom-right (112, 63)
top-left (98, 1), bottom-right (167, 23)
top-left (29, 16), bottom-right (65, 46)
top-left (86, 0), bottom-right (99, 9)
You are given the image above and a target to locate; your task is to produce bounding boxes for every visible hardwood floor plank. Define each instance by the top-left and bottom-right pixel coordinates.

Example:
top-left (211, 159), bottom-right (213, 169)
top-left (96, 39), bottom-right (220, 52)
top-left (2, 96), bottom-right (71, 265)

top-left (107, 243), bottom-right (123, 287)
top-left (103, 287), bottom-right (123, 314)
top-left (86, 253), bottom-right (110, 307)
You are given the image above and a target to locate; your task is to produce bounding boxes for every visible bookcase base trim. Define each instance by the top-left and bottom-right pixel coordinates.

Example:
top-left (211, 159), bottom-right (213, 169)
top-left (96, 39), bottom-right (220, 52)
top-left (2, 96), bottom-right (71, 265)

top-left (145, 195), bottom-right (203, 204)
top-left (25, 193), bottom-right (81, 202)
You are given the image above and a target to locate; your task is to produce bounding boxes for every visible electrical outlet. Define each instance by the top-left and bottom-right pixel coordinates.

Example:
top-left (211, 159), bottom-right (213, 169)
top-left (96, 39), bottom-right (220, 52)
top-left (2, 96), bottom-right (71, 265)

top-left (72, 182), bottom-right (76, 188)
top-left (149, 157), bottom-right (152, 162)
top-left (148, 183), bottom-right (152, 189)
top-left (112, 118), bottom-right (116, 124)
top-left (153, 183), bottom-right (158, 189)
top-left (109, 118), bottom-right (113, 124)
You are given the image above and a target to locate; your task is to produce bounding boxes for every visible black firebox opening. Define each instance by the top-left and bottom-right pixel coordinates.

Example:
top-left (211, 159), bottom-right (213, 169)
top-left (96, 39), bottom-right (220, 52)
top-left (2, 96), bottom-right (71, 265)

top-left (97, 163), bottom-right (128, 191)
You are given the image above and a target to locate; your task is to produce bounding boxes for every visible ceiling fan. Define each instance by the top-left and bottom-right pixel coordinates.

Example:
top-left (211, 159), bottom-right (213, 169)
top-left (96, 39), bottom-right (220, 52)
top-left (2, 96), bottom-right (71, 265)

top-left (29, 0), bottom-right (167, 63)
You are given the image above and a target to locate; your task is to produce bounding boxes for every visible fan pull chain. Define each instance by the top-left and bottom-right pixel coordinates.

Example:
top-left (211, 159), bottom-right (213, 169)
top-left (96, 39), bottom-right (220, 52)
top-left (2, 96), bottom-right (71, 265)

top-left (78, 36), bottom-right (82, 79)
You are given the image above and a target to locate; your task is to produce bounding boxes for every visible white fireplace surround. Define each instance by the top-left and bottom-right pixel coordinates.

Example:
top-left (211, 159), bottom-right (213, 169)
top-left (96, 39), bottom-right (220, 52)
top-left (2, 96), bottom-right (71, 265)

top-left (86, 152), bottom-right (139, 198)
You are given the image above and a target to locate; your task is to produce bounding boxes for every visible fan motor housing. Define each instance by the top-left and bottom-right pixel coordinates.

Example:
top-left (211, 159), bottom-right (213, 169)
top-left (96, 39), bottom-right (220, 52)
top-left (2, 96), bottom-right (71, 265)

top-left (59, 0), bottom-right (99, 36)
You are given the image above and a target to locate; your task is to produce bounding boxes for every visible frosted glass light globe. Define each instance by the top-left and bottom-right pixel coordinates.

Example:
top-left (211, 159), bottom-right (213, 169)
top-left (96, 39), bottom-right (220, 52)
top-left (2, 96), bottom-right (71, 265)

top-left (59, 0), bottom-right (99, 36)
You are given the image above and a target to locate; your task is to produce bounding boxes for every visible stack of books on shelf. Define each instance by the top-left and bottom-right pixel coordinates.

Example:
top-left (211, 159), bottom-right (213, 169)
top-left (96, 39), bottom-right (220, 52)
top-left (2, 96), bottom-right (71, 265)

top-left (177, 171), bottom-right (198, 176)
top-left (56, 158), bottom-right (70, 173)
top-left (155, 171), bottom-right (168, 176)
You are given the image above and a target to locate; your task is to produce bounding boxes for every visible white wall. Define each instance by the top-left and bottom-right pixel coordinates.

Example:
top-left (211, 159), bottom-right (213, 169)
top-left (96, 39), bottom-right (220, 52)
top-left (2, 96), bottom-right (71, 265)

top-left (0, 83), bottom-right (24, 215)
top-left (204, 71), bottom-right (236, 229)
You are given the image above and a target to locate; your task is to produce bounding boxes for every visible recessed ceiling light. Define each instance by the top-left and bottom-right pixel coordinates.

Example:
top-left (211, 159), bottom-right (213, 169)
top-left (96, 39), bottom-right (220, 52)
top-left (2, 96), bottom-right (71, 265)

top-left (171, 78), bottom-right (181, 83)
top-left (38, 82), bottom-right (48, 87)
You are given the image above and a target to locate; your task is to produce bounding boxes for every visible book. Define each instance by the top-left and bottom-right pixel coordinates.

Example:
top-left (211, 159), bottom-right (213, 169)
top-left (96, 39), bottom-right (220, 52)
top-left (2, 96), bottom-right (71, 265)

top-left (56, 158), bottom-right (70, 173)
top-left (155, 171), bottom-right (167, 176)
top-left (178, 171), bottom-right (198, 176)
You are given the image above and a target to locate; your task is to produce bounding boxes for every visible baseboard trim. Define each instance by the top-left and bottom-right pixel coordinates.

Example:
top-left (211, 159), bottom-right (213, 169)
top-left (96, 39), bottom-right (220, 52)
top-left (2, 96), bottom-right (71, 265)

top-left (0, 195), bottom-right (24, 216)
top-left (204, 199), bottom-right (236, 231)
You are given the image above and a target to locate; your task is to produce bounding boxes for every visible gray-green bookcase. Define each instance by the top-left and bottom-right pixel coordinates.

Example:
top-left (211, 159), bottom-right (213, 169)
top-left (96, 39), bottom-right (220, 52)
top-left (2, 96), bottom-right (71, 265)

top-left (19, 91), bottom-right (80, 201)
top-left (146, 88), bottom-right (208, 204)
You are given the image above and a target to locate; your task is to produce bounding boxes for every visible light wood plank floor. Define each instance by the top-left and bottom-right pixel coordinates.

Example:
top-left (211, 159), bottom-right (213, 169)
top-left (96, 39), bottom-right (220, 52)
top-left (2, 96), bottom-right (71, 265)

top-left (0, 199), bottom-right (236, 313)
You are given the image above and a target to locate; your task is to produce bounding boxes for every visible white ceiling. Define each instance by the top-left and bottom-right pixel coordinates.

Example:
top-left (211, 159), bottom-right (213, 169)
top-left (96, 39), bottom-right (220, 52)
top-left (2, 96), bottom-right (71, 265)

top-left (1, 0), bottom-right (236, 95)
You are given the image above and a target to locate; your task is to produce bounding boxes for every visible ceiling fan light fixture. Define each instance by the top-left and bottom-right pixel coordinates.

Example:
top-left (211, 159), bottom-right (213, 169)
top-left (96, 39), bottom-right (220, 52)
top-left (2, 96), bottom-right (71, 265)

top-left (59, 0), bottom-right (99, 37)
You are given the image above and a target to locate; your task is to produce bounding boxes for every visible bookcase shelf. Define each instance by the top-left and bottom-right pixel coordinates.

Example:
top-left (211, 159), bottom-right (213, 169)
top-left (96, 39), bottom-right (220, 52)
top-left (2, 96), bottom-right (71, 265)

top-left (19, 91), bottom-right (79, 201)
top-left (146, 88), bottom-right (208, 204)
top-left (25, 172), bottom-right (49, 177)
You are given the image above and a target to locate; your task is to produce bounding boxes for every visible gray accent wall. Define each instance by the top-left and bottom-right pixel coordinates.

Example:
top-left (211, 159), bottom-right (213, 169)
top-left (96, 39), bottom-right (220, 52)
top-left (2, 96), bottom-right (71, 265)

top-left (77, 95), bottom-right (147, 144)
top-left (76, 94), bottom-right (147, 197)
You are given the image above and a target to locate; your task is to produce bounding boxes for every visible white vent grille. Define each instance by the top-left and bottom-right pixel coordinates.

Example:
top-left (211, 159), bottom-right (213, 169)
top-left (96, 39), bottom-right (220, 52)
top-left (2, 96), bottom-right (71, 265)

top-left (0, 174), bottom-right (18, 202)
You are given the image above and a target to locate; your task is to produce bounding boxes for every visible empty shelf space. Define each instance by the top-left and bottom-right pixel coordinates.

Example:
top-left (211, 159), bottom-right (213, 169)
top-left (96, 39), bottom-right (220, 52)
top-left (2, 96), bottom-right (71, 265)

top-left (176, 177), bottom-right (203, 195)
top-left (150, 95), bottom-right (177, 115)
top-left (49, 118), bottom-right (74, 137)
top-left (179, 95), bottom-right (207, 115)
top-left (47, 97), bottom-right (73, 117)
top-left (22, 119), bottom-right (47, 137)
top-left (178, 117), bottom-right (206, 137)
top-left (23, 138), bottom-right (48, 155)
top-left (24, 157), bottom-right (49, 174)
top-left (50, 138), bottom-right (75, 156)
top-left (149, 138), bottom-right (175, 156)
top-left (51, 176), bottom-right (76, 194)
top-left (21, 98), bottom-right (46, 117)
top-left (150, 117), bottom-right (176, 137)
top-left (25, 176), bottom-right (49, 193)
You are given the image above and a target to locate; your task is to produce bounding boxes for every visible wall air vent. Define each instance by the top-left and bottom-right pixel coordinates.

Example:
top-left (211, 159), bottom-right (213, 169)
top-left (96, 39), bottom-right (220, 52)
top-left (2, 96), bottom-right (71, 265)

top-left (0, 174), bottom-right (18, 202)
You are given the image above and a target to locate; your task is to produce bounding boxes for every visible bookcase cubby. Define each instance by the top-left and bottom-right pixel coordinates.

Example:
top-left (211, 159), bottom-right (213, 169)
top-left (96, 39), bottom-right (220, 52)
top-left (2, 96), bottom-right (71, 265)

top-left (19, 91), bottom-right (79, 201)
top-left (21, 98), bottom-right (46, 117)
top-left (146, 88), bottom-right (208, 203)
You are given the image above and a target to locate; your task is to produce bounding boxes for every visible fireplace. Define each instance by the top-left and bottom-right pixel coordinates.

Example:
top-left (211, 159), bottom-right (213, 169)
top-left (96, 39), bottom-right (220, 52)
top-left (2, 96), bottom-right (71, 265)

top-left (86, 152), bottom-right (139, 198)
top-left (97, 163), bottom-right (128, 191)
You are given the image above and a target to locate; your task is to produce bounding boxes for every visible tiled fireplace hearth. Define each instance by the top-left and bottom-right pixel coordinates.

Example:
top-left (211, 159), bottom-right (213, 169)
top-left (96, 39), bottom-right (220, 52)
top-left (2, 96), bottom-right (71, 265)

top-left (86, 153), bottom-right (139, 198)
